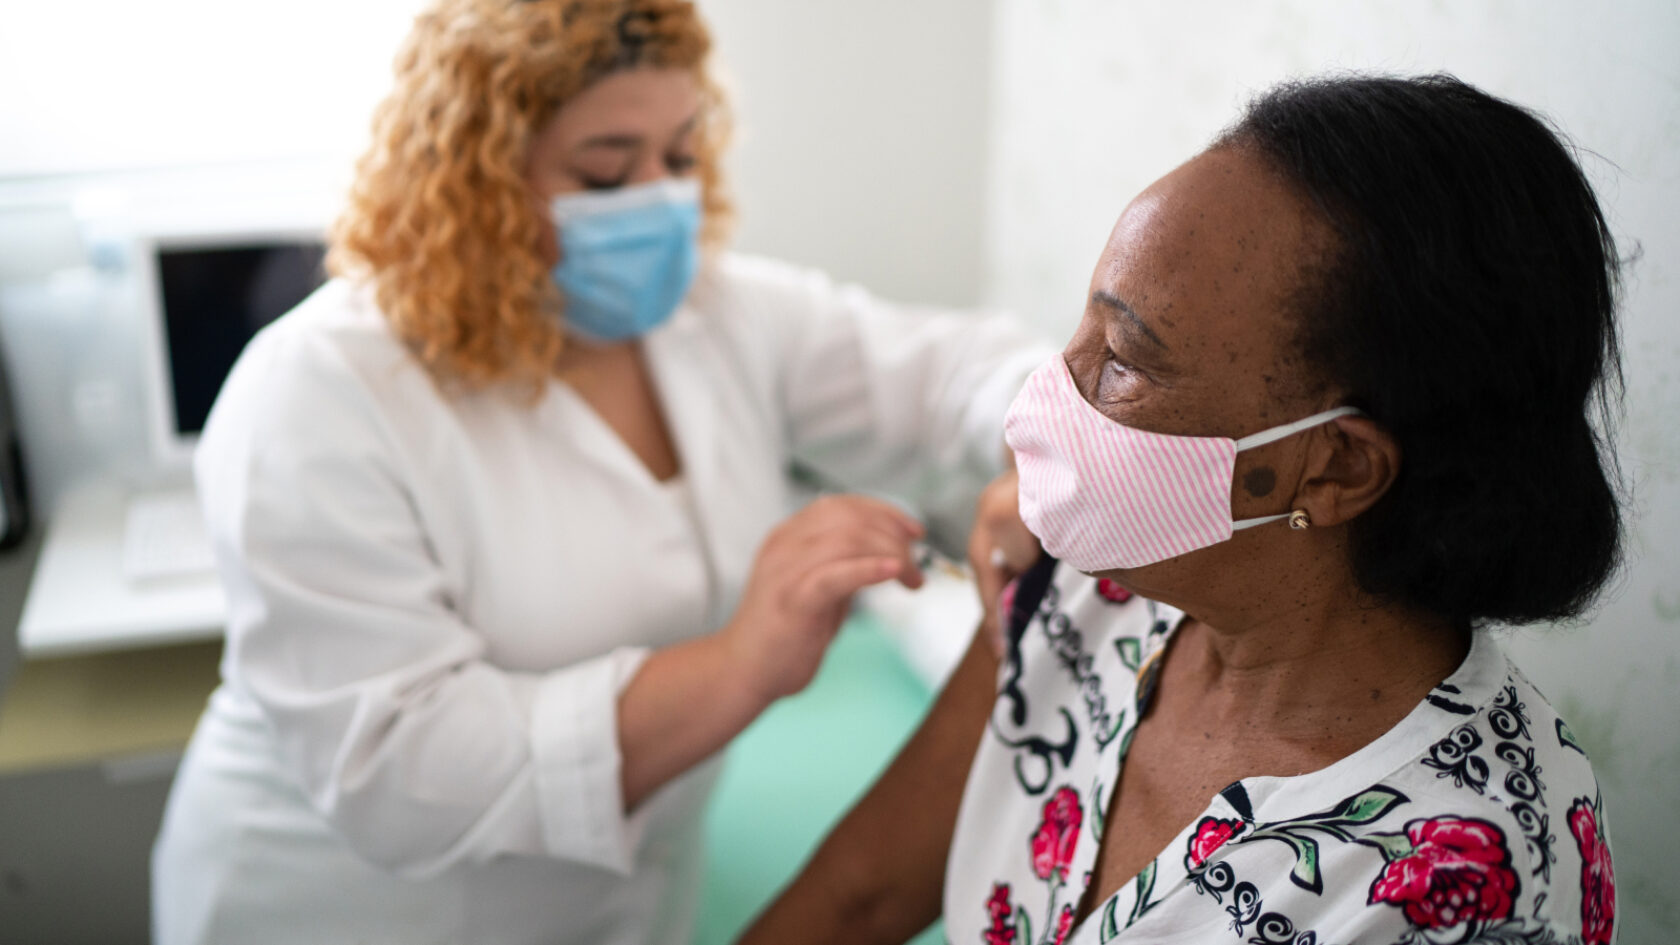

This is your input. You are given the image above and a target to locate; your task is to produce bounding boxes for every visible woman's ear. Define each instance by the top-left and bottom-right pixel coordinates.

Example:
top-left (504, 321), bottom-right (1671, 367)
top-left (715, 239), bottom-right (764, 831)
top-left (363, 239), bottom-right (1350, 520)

top-left (1297, 415), bottom-right (1401, 527)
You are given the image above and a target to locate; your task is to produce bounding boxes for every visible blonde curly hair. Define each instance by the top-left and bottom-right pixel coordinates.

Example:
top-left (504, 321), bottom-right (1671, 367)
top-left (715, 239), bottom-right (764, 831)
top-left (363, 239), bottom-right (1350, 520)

top-left (328, 0), bottom-right (734, 393)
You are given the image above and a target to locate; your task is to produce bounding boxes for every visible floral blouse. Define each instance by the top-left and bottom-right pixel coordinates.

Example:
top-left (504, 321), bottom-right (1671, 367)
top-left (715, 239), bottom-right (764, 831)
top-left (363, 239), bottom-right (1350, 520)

top-left (943, 560), bottom-right (1616, 945)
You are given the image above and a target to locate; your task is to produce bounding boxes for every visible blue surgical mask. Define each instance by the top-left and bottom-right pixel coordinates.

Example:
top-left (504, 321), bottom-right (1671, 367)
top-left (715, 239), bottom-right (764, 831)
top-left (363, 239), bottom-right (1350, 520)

top-left (548, 178), bottom-right (702, 342)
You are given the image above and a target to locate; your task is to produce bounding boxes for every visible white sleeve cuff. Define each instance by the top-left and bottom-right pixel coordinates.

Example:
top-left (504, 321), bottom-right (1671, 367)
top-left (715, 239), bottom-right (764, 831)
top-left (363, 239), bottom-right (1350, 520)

top-left (529, 645), bottom-right (652, 875)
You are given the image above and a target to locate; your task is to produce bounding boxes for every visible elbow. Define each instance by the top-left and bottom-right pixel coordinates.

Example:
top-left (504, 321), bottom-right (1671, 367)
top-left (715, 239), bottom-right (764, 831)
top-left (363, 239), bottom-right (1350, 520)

top-left (819, 842), bottom-right (940, 942)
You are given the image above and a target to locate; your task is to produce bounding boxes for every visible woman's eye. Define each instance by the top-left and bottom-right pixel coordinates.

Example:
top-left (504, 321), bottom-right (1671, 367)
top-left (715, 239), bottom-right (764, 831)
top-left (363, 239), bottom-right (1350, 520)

top-left (1098, 355), bottom-right (1149, 405)
top-left (665, 153), bottom-right (698, 175)
top-left (580, 176), bottom-right (628, 191)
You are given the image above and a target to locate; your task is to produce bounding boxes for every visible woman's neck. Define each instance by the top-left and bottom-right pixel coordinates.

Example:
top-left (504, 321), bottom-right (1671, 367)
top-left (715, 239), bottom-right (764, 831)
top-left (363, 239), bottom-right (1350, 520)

top-left (553, 334), bottom-right (637, 380)
top-left (1165, 594), bottom-right (1468, 757)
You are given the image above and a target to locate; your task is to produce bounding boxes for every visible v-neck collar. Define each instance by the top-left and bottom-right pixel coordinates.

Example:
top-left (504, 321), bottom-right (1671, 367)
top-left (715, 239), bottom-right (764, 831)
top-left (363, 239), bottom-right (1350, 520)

top-left (1230, 629), bottom-right (1505, 822)
top-left (1069, 618), bottom-right (1506, 942)
top-left (548, 305), bottom-right (717, 498)
top-left (1098, 614), bottom-right (1503, 825)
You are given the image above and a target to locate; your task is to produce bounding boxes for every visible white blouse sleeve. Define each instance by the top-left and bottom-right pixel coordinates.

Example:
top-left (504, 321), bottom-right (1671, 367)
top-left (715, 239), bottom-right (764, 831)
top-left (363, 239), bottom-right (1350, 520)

top-left (721, 255), bottom-right (1051, 554)
top-left (196, 322), bottom-right (649, 879)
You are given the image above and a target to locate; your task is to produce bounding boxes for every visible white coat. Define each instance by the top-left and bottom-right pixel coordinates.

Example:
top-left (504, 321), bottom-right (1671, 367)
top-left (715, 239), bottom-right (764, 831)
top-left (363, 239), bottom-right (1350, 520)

top-left (151, 252), bottom-right (1046, 944)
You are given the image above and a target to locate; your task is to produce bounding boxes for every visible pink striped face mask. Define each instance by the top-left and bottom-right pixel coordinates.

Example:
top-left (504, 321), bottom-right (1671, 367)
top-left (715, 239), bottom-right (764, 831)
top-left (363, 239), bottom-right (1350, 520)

top-left (1004, 355), bottom-right (1364, 573)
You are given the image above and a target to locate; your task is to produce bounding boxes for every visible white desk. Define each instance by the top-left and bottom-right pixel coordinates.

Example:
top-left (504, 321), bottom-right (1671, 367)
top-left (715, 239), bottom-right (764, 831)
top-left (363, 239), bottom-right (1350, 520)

top-left (17, 481), bottom-right (224, 658)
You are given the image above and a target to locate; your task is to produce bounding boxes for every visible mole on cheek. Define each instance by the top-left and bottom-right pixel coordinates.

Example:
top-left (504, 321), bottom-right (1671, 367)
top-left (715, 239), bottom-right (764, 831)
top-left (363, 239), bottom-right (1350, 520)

top-left (1242, 466), bottom-right (1277, 498)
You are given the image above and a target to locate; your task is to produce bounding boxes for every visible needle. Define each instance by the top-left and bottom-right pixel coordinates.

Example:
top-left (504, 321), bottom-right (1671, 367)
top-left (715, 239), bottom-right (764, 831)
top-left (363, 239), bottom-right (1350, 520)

top-left (912, 542), bottom-right (970, 581)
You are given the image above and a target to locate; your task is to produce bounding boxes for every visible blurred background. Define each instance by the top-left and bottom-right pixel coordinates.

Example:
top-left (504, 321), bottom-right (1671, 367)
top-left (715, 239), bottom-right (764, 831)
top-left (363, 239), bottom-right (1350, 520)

top-left (0, 1), bottom-right (1674, 942)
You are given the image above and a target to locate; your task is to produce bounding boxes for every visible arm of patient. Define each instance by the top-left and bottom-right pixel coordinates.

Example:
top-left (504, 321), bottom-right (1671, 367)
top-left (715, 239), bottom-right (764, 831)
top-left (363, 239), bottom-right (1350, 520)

top-left (737, 625), bottom-right (1000, 944)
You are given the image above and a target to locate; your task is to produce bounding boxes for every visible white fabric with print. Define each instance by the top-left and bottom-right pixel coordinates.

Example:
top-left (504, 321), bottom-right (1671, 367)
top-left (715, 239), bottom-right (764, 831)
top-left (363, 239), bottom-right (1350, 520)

top-left (944, 563), bottom-right (1617, 945)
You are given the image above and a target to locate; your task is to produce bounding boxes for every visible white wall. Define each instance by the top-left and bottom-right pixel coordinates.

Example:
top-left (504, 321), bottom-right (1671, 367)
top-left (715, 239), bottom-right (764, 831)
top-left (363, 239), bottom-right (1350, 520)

top-left (0, 0), bottom-right (995, 309)
top-left (983, 1), bottom-right (1680, 938)
top-left (698, 0), bottom-right (994, 307)
top-left (0, 0), bottom-right (994, 311)
top-left (0, 0), bottom-right (420, 176)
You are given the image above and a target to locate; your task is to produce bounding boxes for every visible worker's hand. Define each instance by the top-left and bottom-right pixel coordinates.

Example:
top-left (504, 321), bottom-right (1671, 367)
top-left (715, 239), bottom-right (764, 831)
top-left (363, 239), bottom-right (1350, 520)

top-left (967, 467), bottom-right (1041, 657)
top-left (724, 494), bottom-right (926, 703)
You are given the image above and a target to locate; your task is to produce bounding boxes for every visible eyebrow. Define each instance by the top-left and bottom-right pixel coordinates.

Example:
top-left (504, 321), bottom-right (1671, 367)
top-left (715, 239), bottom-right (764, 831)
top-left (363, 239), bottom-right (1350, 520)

top-left (1091, 290), bottom-right (1169, 350)
top-left (571, 113), bottom-right (702, 156)
top-left (572, 134), bottom-right (641, 153)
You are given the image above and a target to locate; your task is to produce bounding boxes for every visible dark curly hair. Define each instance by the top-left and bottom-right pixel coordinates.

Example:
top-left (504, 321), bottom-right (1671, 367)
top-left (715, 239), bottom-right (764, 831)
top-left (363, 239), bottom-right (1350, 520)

top-left (1219, 74), bottom-right (1626, 627)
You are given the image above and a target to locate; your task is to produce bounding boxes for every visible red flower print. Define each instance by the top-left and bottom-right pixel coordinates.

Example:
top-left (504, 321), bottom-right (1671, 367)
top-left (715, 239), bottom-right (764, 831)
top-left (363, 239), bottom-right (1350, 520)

top-left (1368, 817), bottom-right (1517, 929)
top-left (1030, 786), bottom-right (1083, 882)
top-left (1569, 799), bottom-right (1615, 945)
top-left (984, 883), bottom-right (1017, 945)
top-left (1096, 578), bottom-right (1133, 603)
top-left (1186, 816), bottom-right (1244, 869)
top-left (1053, 903), bottom-right (1075, 945)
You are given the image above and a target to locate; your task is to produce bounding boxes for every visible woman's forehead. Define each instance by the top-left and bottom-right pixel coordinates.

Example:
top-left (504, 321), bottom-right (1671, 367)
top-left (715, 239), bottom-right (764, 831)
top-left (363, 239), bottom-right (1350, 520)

top-left (1094, 148), bottom-right (1328, 349)
top-left (546, 68), bottom-right (700, 143)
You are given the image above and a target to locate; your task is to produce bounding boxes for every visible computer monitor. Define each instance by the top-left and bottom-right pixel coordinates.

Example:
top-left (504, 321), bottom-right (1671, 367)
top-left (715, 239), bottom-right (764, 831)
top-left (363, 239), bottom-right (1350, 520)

top-left (137, 230), bottom-right (328, 469)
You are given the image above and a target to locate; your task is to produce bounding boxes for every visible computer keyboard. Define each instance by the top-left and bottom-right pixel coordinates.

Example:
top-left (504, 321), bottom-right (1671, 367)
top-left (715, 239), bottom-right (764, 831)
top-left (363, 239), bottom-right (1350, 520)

top-left (122, 489), bottom-right (215, 582)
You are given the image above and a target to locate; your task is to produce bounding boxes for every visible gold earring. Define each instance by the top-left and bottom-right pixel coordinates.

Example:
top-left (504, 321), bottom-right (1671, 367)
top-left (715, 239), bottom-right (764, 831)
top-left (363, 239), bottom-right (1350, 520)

top-left (1288, 509), bottom-right (1311, 530)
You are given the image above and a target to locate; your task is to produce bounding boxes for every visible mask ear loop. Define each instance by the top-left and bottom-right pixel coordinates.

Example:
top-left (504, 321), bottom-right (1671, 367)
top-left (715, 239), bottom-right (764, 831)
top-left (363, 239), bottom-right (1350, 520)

top-left (1230, 406), bottom-right (1368, 531)
top-left (1232, 405), bottom-right (1366, 452)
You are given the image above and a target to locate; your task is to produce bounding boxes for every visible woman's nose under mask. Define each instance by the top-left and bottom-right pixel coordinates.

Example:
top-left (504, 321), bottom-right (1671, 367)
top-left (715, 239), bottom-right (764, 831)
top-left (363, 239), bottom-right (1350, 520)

top-left (549, 177), bottom-right (702, 342)
top-left (1003, 354), bottom-right (1364, 572)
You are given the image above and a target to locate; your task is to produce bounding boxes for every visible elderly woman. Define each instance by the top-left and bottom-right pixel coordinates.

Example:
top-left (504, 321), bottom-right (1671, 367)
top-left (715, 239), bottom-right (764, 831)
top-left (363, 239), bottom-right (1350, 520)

top-left (742, 74), bottom-right (1622, 944)
top-left (150, 1), bottom-right (1043, 942)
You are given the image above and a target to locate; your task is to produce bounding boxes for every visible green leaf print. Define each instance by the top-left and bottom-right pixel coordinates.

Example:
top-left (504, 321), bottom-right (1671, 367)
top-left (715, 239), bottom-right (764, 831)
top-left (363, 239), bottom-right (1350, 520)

top-left (1115, 637), bottom-right (1143, 673)
top-left (1356, 829), bottom-right (1416, 862)
top-left (1099, 895), bottom-right (1121, 942)
top-left (1116, 726), bottom-right (1135, 760)
top-left (1238, 786), bottom-right (1411, 894)
top-left (1284, 831), bottom-right (1325, 894)
top-left (1126, 859), bottom-right (1160, 928)
top-left (1325, 786), bottom-right (1408, 826)
top-left (1556, 717), bottom-right (1587, 756)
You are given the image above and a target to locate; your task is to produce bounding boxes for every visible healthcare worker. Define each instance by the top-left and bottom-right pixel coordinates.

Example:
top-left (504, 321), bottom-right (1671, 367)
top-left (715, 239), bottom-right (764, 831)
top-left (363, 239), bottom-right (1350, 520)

top-left (149, 1), bottom-right (1045, 942)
